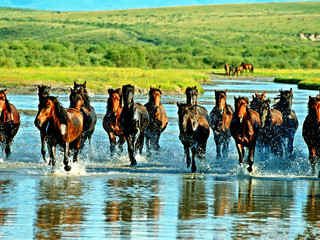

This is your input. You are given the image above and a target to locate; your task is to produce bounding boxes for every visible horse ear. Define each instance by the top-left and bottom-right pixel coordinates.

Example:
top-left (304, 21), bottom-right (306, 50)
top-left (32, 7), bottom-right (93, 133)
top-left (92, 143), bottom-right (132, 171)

top-left (255, 91), bottom-right (258, 96)
top-left (309, 96), bottom-right (312, 100)
top-left (49, 85), bottom-right (51, 91)
top-left (225, 89), bottom-right (227, 93)
top-left (3, 89), bottom-right (7, 95)
top-left (84, 81), bottom-right (87, 87)
top-left (290, 88), bottom-right (293, 93)
top-left (177, 102), bottom-right (181, 108)
top-left (159, 85), bottom-right (161, 90)
top-left (263, 91), bottom-right (267, 97)
top-left (108, 89), bottom-right (112, 95)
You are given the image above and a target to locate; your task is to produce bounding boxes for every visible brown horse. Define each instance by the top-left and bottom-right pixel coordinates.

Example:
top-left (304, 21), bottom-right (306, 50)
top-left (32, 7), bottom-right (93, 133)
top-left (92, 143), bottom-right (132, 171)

top-left (0, 89), bottom-right (20, 158)
top-left (230, 97), bottom-right (260, 172)
top-left (177, 103), bottom-right (210, 173)
top-left (241, 62), bottom-right (254, 73)
top-left (70, 82), bottom-right (97, 149)
top-left (145, 86), bottom-right (168, 157)
top-left (303, 96), bottom-right (320, 175)
top-left (120, 84), bottom-right (149, 165)
top-left (273, 88), bottom-right (298, 154)
top-left (185, 86), bottom-right (209, 120)
top-left (250, 91), bottom-right (266, 111)
top-left (224, 64), bottom-right (229, 76)
top-left (35, 96), bottom-right (83, 171)
top-left (209, 90), bottom-right (233, 158)
top-left (102, 88), bottom-right (125, 156)
top-left (37, 85), bottom-right (51, 161)
top-left (233, 66), bottom-right (244, 76)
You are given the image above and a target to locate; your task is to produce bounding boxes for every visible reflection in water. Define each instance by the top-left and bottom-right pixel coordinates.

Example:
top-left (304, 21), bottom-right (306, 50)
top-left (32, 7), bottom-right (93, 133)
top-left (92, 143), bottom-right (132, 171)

top-left (305, 181), bottom-right (320, 234)
top-left (34, 178), bottom-right (86, 240)
top-left (0, 180), bottom-right (15, 227)
top-left (104, 178), bottom-right (161, 238)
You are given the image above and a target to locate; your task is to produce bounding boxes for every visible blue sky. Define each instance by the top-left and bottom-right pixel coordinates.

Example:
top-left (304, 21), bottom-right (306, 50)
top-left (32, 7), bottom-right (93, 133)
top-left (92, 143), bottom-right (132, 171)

top-left (0, 0), bottom-right (318, 11)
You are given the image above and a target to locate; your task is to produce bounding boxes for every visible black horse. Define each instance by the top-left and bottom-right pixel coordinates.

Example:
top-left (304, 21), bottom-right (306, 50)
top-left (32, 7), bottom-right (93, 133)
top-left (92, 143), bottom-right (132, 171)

top-left (185, 86), bottom-right (208, 119)
top-left (177, 103), bottom-right (210, 173)
top-left (37, 85), bottom-right (51, 161)
top-left (120, 84), bottom-right (149, 165)
top-left (145, 86), bottom-right (168, 157)
top-left (273, 88), bottom-right (298, 155)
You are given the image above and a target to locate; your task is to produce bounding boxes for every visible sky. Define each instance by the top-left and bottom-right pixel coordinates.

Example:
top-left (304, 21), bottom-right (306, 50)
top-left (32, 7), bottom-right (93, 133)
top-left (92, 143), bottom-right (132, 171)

top-left (0, 0), bottom-right (318, 11)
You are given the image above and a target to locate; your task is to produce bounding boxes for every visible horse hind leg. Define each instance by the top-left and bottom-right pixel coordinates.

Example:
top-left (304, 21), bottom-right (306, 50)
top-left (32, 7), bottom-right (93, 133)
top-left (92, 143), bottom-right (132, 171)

top-left (136, 131), bottom-right (145, 156)
top-left (64, 142), bottom-right (72, 172)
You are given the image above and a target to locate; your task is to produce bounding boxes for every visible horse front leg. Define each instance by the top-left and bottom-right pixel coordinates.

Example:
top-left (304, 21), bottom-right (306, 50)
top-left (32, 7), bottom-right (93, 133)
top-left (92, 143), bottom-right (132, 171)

top-left (308, 146), bottom-right (317, 174)
top-left (64, 142), bottom-right (71, 172)
top-left (191, 145), bottom-right (197, 173)
top-left (247, 144), bottom-right (256, 173)
top-left (40, 130), bottom-right (46, 161)
top-left (214, 133), bottom-right (222, 158)
top-left (184, 144), bottom-right (191, 168)
top-left (48, 144), bottom-right (56, 169)
top-left (108, 131), bottom-right (117, 157)
top-left (126, 134), bottom-right (137, 165)
top-left (4, 136), bottom-right (12, 159)
top-left (235, 143), bottom-right (244, 166)
top-left (118, 135), bottom-right (125, 153)
top-left (145, 129), bottom-right (151, 158)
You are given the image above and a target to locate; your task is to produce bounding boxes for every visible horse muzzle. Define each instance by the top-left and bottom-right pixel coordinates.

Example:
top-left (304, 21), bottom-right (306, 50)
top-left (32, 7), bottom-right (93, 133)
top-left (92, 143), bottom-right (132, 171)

top-left (34, 119), bottom-right (43, 129)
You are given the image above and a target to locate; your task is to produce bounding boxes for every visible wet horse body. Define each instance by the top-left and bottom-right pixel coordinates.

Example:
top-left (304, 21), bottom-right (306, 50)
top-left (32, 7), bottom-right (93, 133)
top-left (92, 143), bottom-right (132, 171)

top-left (302, 96), bottom-right (320, 175)
top-left (250, 92), bottom-right (284, 155)
top-left (120, 84), bottom-right (149, 165)
top-left (0, 90), bottom-right (20, 158)
top-left (103, 88), bottom-right (125, 156)
top-left (70, 81), bottom-right (97, 149)
top-left (145, 87), bottom-right (168, 157)
top-left (230, 97), bottom-right (260, 172)
top-left (209, 90), bottom-right (233, 158)
top-left (177, 103), bottom-right (210, 172)
top-left (273, 89), bottom-right (298, 154)
top-left (37, 85), bottom-right (51, 161)
top-left (35, 96), bottom-right (83, 171)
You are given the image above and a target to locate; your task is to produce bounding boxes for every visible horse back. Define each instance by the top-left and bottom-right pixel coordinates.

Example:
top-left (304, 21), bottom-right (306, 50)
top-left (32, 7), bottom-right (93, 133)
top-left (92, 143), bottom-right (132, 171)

top-left (134, 103), bottom-right (149, 130)
top-left (195, 115), bottom-right (210, 142)
top-left (270, 109), bottom-right (283, 126)
top-left (66, 108), bottom-right (83, 142)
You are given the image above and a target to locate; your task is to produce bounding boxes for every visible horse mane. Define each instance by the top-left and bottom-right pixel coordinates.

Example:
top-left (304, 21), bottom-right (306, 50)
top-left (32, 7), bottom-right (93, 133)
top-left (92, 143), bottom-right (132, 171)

top-left (49, 96), bottom-right (68, 125)
top-left (5, 98), bottom-right (11, 113)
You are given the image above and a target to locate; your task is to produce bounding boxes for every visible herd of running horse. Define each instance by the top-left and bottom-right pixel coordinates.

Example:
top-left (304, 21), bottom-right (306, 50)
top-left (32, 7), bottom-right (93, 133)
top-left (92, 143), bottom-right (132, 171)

top-left (0, 82), bottom-right (320, 176)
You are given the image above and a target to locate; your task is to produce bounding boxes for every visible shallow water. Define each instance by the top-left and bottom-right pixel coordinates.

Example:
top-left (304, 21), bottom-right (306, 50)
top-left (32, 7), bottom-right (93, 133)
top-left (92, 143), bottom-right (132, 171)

top-left (0, 78), bottom-right (320, 239)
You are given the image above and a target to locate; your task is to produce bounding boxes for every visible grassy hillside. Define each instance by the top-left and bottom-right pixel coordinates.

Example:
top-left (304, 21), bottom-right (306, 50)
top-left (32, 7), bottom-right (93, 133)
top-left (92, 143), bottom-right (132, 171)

top-left (0, 2), bottom-right (320, 69)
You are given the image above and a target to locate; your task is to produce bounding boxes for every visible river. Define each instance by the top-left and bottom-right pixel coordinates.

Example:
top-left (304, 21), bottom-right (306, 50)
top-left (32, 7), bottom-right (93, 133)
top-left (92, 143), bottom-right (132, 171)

top-left (0, 78), bottom-right (319, 239)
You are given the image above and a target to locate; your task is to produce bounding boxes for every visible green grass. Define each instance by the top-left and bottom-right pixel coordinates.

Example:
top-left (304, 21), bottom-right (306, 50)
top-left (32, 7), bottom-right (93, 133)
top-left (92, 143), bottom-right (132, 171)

top-left (0, 67), bottom-right (210, 93)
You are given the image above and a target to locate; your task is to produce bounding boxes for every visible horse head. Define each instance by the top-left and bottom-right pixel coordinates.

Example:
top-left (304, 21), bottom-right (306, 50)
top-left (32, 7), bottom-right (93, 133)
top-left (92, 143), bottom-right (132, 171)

top-left (308, 96), bottom-right (320, 123)
top-left (177, 103), bottom-right (198, 133)
top-left (149, 86), bottom-right (162, 109)
top-left (74, 81), bottom-right (87, 95)
top-left (215, 90), bottom-right (227, 114)
top-left (258, 99), bottom-right (271, 128)
top-left (185, 86), bottom-right (198, 105)
top-left (38, 85), bottom-right (51, 101)
top-left (0, 89), bottom-right (11, 118)
top-left (274, 88), bottom-right (293, 111)
top-left (234, 96), bottom-right (249, 123)
top-left (69, 88), bottom-right (84, 110)
top-left (250, 91), bottom-right (266, 111)
top-left (122, 84), bottom-right (135, 108)
top-left (107, 88), bottom-right (122, 115)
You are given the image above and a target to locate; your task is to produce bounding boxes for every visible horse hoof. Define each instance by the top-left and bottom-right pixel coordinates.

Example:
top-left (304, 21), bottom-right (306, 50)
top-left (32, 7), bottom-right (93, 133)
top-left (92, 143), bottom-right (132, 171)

top-left (64, 165), bottom-right (72, 172)
top-left (191, 165), bottom-right (197, 173)
top-left (247, 166), bottom-right (253, 173)
top-left (131, 160), bottom-right (137, 166)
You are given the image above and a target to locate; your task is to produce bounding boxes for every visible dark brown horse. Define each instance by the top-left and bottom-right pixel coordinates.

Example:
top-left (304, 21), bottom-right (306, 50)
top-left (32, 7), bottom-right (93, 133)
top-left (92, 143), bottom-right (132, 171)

top-left (250, 91), bottom-right (266, 111)
top-left (209, 90), bottom-right (233, 158)
top-left (177, 103), bottom-right (210, 173)
top-left (120, 84), bottom-right (149, 165)
top-left (241, 62), bottom-right (254, 73)
top-left (0, 89), bottom-right (20, 158)
top-left (145, 86), bottom-right (168, 157)
top-left (256, 98), bottom-right (284, 156)
top-left (302, 96), bottom-right (320, 175)
top-left (230, 97), bottom-right (260, 172)
top-left (224, 64), bottom-right (229, 76)
top-left (273, 88), bottom-right (298, 155)
top-left (35, 96), bottom-right (83, 171)
top-left (233, 66), bottom-right (244, 76)
top-left (103, 88), bottom-right (125, 156)
top-left (185, 86), bottom-right (209, 120)
top-left (37, 85), bottom-right (51, 161)
top-left (70, 82), bottom-right (97, 149)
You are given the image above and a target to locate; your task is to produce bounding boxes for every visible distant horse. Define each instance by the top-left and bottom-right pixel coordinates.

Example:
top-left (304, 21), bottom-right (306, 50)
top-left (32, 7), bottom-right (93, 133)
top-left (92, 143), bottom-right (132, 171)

top-left (209, 90), bottom-right (233, 158)
top-left (302, 96), bottom-right (320, 175)
top-left (102, 88), bottom-right (125, 156)
top-left (185, 86), bottom-right (209, 120)
top-left (229, 66), bottom-right (235, 75)
top-left (37, 85), bottom-right (51, 161)
top-left (233, 66), bottom-right (244, 76)
top-left (0, 89), bottom-right (20, 158)
top-left (224, 64), bottom-right (229, 76)
top-left (241, 62), bottom-right (254, 73)
top-left (230, 97), bottom-right (260, 172)
top-left (177, 103), bottom-right (210, 173)
top-left (256, 98), bottom-right (284, 156)
top-left (145, 86), bottom-right (168, 157)
top-left (273, 88), bottom-right (298, 154)
top-left (120, 84), bottom-right (149, 165)
top-left (35, 96), bottom-right (83, 171)
top-left (70, 82), bottom-right (97, 149)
